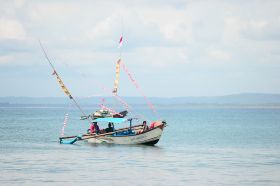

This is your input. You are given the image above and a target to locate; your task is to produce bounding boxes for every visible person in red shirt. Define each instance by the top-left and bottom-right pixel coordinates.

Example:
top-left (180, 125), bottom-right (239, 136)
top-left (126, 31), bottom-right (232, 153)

top-left (88, 122), bottom-right (100, 134)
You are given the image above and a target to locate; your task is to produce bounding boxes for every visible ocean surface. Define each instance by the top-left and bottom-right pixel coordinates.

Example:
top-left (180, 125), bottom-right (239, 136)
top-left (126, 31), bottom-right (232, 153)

top-left (1, 105), bottom-right (280, 186)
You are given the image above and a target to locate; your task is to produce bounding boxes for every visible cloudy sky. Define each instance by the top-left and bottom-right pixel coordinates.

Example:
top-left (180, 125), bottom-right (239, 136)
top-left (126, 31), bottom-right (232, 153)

top-left (0, 0), bottom-right (280, 97)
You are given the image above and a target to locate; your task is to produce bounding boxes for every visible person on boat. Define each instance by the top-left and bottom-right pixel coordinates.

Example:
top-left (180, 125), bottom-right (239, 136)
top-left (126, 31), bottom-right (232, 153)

top-left (88, 123), bottom-right (95, 133)
top-left (105, 122), bottom-right (114, 133)
top-left (143, 121), bottom-right (149, 131)
top-left (138, 121), bottom-right (149, 134)
top-left (88, 122), bottom-right (100, 134)
top-left (93, 122), bottom-right (100, 134)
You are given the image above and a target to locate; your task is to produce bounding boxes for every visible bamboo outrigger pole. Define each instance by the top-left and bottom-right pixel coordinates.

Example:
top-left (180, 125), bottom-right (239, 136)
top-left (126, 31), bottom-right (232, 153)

top-left (38, 40), bottom-right (92, 123)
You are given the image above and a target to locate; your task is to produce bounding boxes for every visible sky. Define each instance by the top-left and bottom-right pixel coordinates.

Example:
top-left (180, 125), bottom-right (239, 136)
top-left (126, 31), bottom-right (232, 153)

top-left (0, 0), bottom-right (280, 97)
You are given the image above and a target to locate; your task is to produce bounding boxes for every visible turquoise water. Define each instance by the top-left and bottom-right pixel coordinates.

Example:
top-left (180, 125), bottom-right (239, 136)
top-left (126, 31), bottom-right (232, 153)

top-left (1, 106), bottom-right (280, 185)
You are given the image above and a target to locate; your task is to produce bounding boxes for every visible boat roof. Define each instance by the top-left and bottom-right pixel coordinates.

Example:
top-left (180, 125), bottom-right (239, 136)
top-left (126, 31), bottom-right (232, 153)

top-left (92, 118), bottom-right (128, 123)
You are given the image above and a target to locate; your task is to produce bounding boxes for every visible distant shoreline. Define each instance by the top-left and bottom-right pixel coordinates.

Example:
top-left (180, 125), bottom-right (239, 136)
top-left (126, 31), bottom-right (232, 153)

top-left (1, 93), bottom-right (280, 108)
top-left (1, 103), bottom-right (280, 109)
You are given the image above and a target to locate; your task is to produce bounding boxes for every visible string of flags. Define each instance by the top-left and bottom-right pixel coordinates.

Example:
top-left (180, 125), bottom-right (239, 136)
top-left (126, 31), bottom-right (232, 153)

top-left (52, 70), bottom-right (73, 99)
top-left (120, 61), bottom-right (158, 116)
top-left (113, 59), bottom-right (121, 94)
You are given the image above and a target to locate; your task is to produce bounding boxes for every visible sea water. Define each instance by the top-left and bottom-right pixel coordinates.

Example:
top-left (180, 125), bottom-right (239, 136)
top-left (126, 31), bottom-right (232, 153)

top-left (0, 105), bottom-right (280, 185)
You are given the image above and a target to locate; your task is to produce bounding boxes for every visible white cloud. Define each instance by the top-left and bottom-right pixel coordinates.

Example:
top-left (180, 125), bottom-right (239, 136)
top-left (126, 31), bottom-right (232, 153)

top-left (241, 19), bottom-right (280, 40)
top-left (140, 7), bottom-right (192, 43)
top-left (14, 0), bottom-right (26, 8)
top-left (125, 46), bottom-right (188, 69)
top-left (26, 2), bottom-right (79, 23)
top-left (85, 14), bottom-right (120, 43)
top-left (1, 0), bottom-right (280, 96)
top-left (0, 18), bottom-right (26, 40)
top-left (0, 55), bottom-right (13, 64)
top-left (208, 49), bottom-right (230, 61)
top-left (54, 49), bottom-right (117, 66)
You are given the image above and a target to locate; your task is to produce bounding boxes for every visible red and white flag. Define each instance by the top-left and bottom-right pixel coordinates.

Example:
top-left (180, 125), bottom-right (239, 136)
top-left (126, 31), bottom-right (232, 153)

top-left (118, 35), bottom-right (123, 48)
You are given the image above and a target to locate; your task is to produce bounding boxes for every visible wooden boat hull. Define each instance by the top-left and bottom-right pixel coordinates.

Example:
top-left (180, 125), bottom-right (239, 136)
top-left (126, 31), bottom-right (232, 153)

top-left (86, 124), bottom-right (165, 145)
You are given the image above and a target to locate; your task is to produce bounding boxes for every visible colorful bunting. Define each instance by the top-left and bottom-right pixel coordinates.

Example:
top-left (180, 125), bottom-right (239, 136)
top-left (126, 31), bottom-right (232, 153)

top-left (53, 72), bottom-right (73, 99)
top-left (113, 59), bottom-right (121, 94)
top-left (120, 61), bottom-right (158, 116)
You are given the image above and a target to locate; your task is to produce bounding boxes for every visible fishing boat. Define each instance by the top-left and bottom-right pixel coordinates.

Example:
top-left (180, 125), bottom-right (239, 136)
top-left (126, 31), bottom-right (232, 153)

top-left (39, 35), bottom-right (166, 146)
top-left (60, 118), bottom-right (166, 145)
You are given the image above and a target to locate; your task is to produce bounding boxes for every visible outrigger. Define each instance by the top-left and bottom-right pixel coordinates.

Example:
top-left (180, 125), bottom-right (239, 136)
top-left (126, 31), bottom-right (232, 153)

top-left (39, 35), bottom-right (166, 146)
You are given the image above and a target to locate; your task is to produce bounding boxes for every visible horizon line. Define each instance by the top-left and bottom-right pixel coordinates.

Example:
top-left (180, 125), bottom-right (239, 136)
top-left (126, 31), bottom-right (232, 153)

top-left (1, 92), bottom-right (280, 99)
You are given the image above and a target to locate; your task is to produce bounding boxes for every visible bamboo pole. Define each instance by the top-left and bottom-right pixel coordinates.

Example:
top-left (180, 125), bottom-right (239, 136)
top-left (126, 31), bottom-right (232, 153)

top-left (39, 40), bottom-right (92, 124)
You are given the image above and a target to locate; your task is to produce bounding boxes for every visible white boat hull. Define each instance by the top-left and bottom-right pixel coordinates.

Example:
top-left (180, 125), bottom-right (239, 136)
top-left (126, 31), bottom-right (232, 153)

top-left (86, 124), bottom-right (165, 145)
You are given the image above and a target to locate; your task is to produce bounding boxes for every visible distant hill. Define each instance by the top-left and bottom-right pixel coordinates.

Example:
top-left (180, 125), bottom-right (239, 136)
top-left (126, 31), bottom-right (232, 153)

top-left (160, 93), bottom-right (280, 105)
top-left (1, 93), bottom-right (280, 106)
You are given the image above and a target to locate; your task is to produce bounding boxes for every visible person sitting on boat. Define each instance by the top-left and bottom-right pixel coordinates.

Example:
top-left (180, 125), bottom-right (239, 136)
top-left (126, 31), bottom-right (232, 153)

top-left (143, 121), bottom-right (149, 131)
top-left (88, 122), bottom-right (100, 134)
top-left (93, 122), bottom-right (100, 134)
top-left (137, 121), bottom-right (149, 134)
top-left (88, 123), bottom-right (95, 133)
top-left (105, 122), bottom-right (114, 133)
